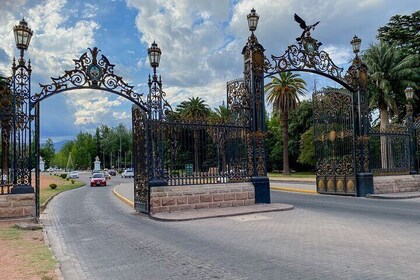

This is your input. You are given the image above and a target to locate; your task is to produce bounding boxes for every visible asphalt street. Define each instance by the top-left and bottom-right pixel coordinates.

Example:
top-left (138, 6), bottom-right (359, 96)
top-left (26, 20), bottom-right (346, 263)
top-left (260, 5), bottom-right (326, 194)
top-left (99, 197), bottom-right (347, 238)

top-left (42, 172), bottom-right (420, 280)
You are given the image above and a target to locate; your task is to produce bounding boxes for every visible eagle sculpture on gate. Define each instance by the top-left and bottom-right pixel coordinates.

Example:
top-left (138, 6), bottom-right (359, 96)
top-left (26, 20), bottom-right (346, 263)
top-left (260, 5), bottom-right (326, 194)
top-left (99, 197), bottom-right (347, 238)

top-left (294, 13), bottom-right (320, 41)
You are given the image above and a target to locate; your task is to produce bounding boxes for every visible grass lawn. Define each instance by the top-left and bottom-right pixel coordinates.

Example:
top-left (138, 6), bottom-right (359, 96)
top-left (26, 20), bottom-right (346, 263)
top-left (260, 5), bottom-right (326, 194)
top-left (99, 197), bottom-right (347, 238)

top-left (39, 175), bottom-right (85, 206)
top-left (268, 171), bottom-right (316, 179)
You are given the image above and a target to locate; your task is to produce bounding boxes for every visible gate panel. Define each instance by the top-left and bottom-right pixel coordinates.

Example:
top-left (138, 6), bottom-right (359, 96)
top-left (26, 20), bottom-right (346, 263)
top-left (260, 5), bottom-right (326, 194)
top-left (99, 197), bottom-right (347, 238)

top-left (132, 106), bottom-right (149, 213)
top-left (313, 89), bottom-right (356, 195)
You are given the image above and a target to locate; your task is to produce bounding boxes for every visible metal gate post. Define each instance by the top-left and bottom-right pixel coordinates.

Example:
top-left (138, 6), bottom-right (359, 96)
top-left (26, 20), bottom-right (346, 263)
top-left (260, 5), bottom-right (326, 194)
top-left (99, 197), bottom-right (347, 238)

top-left (347, 37), bottom-right (374, 196)
top-left (242, 9), bottom-right (270, 204)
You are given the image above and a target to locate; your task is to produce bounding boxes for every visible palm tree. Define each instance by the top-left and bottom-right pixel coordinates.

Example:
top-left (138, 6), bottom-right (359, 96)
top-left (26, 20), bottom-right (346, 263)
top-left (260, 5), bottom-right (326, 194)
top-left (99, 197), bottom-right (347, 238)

top-left (363, 41), bottom-right (419, 129)
top-left (363, 41), bottom-right (419, 169)
top-left (176, 97), bottom-right (210, 172)
top-left (0, 75), bottom-right (12, 183)
top-left (265, 72), bottom-right (307, 175)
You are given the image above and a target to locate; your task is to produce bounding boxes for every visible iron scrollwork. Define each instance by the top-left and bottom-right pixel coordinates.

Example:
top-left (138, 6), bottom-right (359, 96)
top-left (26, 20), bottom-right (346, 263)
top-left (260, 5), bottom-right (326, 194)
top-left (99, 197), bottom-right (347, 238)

top-left (263, 15), bottom-right (352, 91)
top-left (31, 47), bottom-right (146, 109)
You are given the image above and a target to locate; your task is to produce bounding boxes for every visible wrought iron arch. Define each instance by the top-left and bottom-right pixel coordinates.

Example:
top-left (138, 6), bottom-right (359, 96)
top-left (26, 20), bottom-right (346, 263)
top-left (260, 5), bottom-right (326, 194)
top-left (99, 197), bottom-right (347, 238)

top-left (264, 69), bottom-right (355, 92)
top-left (30, 47), bottom-right (148, 112)
top-left (263, 31), bottom-right (356, 92)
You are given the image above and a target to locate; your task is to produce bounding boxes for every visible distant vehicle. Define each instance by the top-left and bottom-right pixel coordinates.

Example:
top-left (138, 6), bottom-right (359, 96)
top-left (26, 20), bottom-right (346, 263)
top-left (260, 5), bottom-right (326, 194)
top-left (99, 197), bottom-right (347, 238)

top-left (121, 169), bottom-right (134, 178)
top-left (108, 169), bottom-right (116, 176)
top-left (102, 171), bottom-right (111, 180)
top-left (90, 173), bottom-right (106, 187)
top-left (68, 171), bottom-right (79, 179)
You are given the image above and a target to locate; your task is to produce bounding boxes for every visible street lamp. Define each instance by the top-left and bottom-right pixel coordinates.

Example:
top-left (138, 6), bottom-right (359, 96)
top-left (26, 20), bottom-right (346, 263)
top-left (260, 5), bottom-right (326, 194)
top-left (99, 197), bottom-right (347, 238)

top-left (350, 35), bottom-right (361, 56)
top-left (13, 18), bottom-right (33, 62)
top-left (405, 86), bottom-right (417, 174)
top-left (148, 41), bottom-right (161, 72)
top-left (405, 86), bottom-right (414, 101)
top-left (247, 8), bottom-right (259, 32)
top-left (11, 18), bottom-right (34, 196)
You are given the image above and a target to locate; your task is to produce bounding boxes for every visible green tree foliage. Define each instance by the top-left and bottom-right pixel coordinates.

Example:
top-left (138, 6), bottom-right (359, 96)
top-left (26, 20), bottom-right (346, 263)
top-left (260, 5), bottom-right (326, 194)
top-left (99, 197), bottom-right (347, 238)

top-left (377, 11), bottom-right (420, 55)
top-left (363, 41), bottom-right (419, 128)
top-left (176, 97), bottom-right (210, 121)
top-left (265, 72), bottom-right (307, 175)
top-left (51, 124), bottom-right (132, 170)
top-left (265, 114), bottom-right (283, 172)
top-left (298, 126), bottom-right (315, 166)
top-left (40, 138), bottom-right (55, 168)
top-left (288, 100), bottom-right (313, 163)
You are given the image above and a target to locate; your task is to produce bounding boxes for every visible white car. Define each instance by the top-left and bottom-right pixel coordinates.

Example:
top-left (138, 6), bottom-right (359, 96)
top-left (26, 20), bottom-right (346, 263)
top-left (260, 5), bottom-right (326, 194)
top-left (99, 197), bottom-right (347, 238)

top-left (68, 171), bottom-right (79, 179)
top-left (121, 169), bottom-right (134, 178)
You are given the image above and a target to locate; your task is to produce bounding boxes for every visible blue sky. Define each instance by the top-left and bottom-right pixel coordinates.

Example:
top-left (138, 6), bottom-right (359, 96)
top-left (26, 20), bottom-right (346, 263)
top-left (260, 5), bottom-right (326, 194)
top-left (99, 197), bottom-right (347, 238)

top-left (0, 0), bottom-right (419, 144)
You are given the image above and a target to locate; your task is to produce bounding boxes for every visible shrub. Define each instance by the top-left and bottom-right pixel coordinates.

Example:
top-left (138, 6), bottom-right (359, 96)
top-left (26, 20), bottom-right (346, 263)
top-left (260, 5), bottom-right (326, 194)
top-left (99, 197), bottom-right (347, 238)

top-left (71, 179), bottom-right (75, 184)
top-left (66, 178), bottom-right (69, 181)
top-left (49, 183), bottom-right (57, 189)
top-left (60, 173), bottom-right (67, 179)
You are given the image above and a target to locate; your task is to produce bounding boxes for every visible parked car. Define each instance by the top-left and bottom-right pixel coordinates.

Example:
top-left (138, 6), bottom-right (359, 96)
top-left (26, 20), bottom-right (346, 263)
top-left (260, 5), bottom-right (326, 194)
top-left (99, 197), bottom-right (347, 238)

top-left (108, 169), bottom-right (116, 176)
top-left (102, 171), bottom-right (111, 180)
top-left (121, 169), bottom-right (134, 178)
top-left (90, 173), bottom-right (106, 187)
top-left (68, 171), bottom-right (79, 179)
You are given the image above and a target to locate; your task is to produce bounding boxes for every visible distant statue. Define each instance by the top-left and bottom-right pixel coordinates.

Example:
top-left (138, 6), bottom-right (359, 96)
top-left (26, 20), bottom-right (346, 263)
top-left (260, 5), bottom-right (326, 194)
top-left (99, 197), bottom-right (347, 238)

top-left (39, 156), bottom-right (44, 162)
top-left (294, 13), bottom-right (320, 41)
top-left (95, 156), bottom-right (100, 162)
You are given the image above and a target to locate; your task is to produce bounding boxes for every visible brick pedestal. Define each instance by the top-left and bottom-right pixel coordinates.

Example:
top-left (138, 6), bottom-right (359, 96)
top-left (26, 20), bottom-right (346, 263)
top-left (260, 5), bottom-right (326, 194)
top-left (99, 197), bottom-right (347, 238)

top-left (150, 183), bottom-right (255, 214)
top-left (0, 194), bottom-right (35, 219)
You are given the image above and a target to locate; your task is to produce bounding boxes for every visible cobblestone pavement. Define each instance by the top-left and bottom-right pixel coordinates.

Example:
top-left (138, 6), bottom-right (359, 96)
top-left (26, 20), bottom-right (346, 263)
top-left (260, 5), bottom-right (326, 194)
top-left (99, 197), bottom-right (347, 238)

top-left (42, 182), bottom-right (420, 280)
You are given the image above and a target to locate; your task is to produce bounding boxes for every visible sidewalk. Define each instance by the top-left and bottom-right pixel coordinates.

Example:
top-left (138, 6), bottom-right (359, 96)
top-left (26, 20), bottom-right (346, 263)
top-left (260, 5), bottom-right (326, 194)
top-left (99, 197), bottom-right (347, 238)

top-left (113, 183), bottom-right (294, 221)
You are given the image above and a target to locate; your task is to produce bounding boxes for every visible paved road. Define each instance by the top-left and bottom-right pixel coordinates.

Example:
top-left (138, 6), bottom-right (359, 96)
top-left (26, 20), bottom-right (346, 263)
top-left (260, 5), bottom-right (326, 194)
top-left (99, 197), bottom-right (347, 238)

top-left (43, 174), bottom-right (420, 280)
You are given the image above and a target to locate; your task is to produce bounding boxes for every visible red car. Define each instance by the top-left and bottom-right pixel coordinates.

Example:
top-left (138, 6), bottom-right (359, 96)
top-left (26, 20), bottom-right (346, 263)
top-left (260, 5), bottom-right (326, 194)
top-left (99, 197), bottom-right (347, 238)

top-left (90, 173), bottom-right (107, 187)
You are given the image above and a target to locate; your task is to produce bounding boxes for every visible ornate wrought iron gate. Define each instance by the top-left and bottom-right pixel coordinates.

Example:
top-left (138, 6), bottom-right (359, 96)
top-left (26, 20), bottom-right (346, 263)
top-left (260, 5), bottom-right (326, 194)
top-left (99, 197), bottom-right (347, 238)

top-left (132, 106), bottom-right (149, 213)
top-left (313, 89), bottom-right (357, 195)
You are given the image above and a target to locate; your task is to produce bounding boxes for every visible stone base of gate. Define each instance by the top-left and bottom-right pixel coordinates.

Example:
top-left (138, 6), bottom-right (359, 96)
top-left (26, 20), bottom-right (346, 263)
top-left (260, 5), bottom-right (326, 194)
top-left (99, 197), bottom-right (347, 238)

top-left (0, 194), bottom-right (35, 219)
top-left (373, 175), bottom-right (420, 194)
top-left (150, 183), bottom-right (255, 214)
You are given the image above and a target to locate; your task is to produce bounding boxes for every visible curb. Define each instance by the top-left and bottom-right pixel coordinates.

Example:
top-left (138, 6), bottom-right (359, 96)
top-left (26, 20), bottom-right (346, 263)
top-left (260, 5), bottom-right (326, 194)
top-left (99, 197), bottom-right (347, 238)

top-left (113, 185), bottom-right (134, 207)
top-left (270, 186), bottom-right (317, 194)
top-left (150, 204), bottom-right (295, 222)
top-left (367, 193), bottom-right (420, 200)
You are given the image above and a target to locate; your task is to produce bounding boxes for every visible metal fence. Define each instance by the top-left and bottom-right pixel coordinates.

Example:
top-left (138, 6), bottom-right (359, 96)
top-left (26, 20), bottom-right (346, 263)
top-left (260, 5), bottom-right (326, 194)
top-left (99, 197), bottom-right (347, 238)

top-left (369, 125), bottom-right (410, 175)
top-left (156, 120), bottom-right (251, 186)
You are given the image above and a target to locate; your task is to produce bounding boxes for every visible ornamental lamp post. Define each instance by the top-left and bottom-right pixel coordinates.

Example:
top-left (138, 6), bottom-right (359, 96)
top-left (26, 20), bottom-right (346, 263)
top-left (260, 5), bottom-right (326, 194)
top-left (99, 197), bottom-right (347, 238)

top-left (405, 86), bottom-right (417, 174)
top-left (11, 18), bottom-right (34, 196)
top-left (242, 8), bottom-right (270, 203)
top-left (148, 41), bottom-right (161, 74)
top-left (147, 41), bottom-right (166, 186)
top-left (350, 35), bottom-right (361, 57)
top-left (13, 18), bottom-right (33, 63)
top-left (247, 8), bottom-right (259, 32)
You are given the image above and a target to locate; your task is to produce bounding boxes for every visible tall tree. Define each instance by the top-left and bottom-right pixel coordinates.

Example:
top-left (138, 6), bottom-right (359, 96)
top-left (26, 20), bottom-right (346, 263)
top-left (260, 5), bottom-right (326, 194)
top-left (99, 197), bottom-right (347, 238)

top-left (363, 41), bottom-right (419, 129)
top-left (265, 72), bottom-right (307, 175)
top-left (40, 138), bottom-right (55, 168)
top-left (176, 97), bottom-right (210, 172)
top-left (363, 41), bottom-right (419, 169)
top-left (377, 11), bottom-right (420, 55)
